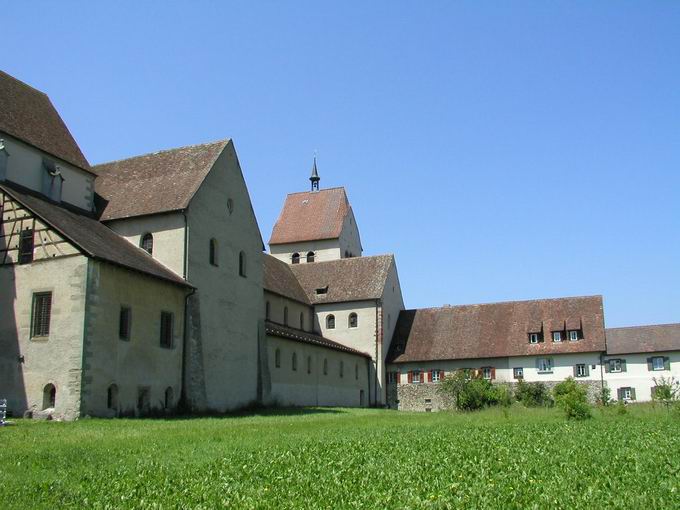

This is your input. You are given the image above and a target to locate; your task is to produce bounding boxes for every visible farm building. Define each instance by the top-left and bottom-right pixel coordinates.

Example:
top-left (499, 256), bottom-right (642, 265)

top-left (1, 69), bottom-right (678, 419)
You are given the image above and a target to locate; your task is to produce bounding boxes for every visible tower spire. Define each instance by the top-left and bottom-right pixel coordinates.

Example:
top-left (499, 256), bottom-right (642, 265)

top-left (310, 155), bottom-right (320, 192)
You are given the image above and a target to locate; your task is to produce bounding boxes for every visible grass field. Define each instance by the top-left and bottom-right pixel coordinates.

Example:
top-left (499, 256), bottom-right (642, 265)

top-left (1, 405), bottom-right (679, 509)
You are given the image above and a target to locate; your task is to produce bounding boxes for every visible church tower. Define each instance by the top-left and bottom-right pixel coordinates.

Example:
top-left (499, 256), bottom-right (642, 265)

top-left (310, 156), bottom-right (320, 192)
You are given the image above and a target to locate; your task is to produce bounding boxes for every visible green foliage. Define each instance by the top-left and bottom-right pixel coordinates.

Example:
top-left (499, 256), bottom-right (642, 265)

top-left (438, 372), bottom-right (509, 411)
top-left (616, 399), bottom-right (628, 415)
top-left (515, 380), bottom-right (553, 407)
top-left (596, 387), bottom-right (611, 406)
top-left (553, 378), bottom-right (592, 420)
top-left (1, 407), bottom-right (678, 509)
top-left (651, 376), bottom-right (679, 409)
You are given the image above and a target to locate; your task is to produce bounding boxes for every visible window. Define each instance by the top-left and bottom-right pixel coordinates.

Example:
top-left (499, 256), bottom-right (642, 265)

top-left (323, 358), bottom-right (328, 375)
top-left (340, 361), bottom-right (344, 378)
top-left (411, 370), bottom-right (422, 384)
top-left (609, 359), bottom-right (623, 373)
top-left (119, 306), bottom-right (131, 340)
top-left (348, 313), bottom-right (358, 328)
top-left (552, 331), bottom-right (562, 343)
top-left (300, 312), bottom-right (304, 330)
top-left (355, 363), bottom-right (359, 380)
top-left (43, 383), bottom-right (56, 410)
top-left (239, 251), bottom-right (247, 277)
top-left (292, 252), bottom-right (300, 264)
top-left (209, 238), bottom-right (218, 266)
top-left (315, 286), bottom-right (328, 295)
top-left (160, 312), bottom-right (174, 348)
top-left (537, 358), bottom-right (553, 373)
top-left (387, 371), bottom-right (398, 384)
top-left (513, 367), bottom-right (524, 379)
top-left (140, 233), bottom-right (153, 255)
top-left (575, 364), bottom-right (588, 377)
top-left (227, 198), bottom-right (234, 214)
top-left (306, 251), bottom-right (315, 263)
top-left (528, 333), bottom-right (540, 344)
top-left (275, 348), bottom-right (281, 368)
top-left (569, 330), bottom-right (579, 342)
top-left (31, 292), bottom-right (52, 338)
top-left (652, 356), bottom-right (665, 371)
top-left (307, 356), bottom-right (312, 374)
top-left (619, 387), bottom-right (635, 401)
top-left (482, 367), bottom-right (492, 380)
top-left (432, 370), bottom-right (441, 383)
top-left (107, 384), bottom-right (118, 410)
top-left (164, 387), bottom-right (174, 409)
top-left (326, 314), bottom-right (335, 329)
top-left (283, 306), bottom-right (289, 326)
top-left (19, 229), bottom-right (34, 264)
top-left (292, 352), bottom-right (297, 371)
top-left (265, 301), bottom-right (271, 320)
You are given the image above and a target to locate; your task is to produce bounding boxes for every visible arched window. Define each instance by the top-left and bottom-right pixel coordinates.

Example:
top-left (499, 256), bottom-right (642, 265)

top-left (344, 250), bottom-right (349, 258)
top-left (340, 361), bottom-right (344, 378)
top-left (107, 384), bottom-right (118, 410)
top-left (348, 313), bottom-right (358, 328)
top-left (292, 352), bottom-right (297, 371)
top-left (292, 252), bottom-right (300, 264)
top-left (140, 233), bottom-right (153, 255)
top-left (209, 238), bottom-right (218, 266)
top-left (265, 301), bottom-right (271, 320)
top-left (326, 314), bottom-right (335, 329)
top-left (355, 363), bottom-right (359, 380)
top-left (239, 251), bottom-right (247, 277)
top-left (323, 358), bottom-right (328, 375)
top-left (165, 387), bottom-right (174, 409)
top-left (307, 356), bottom-right (312, 374)
top-left (275, 348), bottom-right (281, 368)
top-left (284, 306), bottom-right (289, 326)
top-left (300, 312), bottom-right (304, 330)
top-left (306, 251), bottom-right (315, 263)
top-left (43, 383), bottom-right (56, 410)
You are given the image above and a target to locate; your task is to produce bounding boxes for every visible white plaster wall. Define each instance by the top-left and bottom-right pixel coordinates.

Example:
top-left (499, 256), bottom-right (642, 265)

top-left (603, 351), bottom-right (680, 402)
top-left (81, 260), bottom-right (187, 417)
top-left (269, 238), bottom-right (341, 264)
top-left (104, 212), bottom-right (186, 277)
top-left (0, 254), bottom-right (88, 420)
top-left (378, 260), bottom-right (405, 402)
top-left (186, 141), bottom-right (264, 411)
top-left (337, 208), bottom-right (362, 258)
top-left (264, 290), bottom-right (313, 332)
top-left (267, 336), bottom-right (369, 407)
top-left (0, 133), bottom-right (94, 211)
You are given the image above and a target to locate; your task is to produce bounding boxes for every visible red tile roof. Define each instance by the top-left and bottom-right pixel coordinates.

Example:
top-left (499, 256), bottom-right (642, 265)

top-left (0, 70), bottom-right (91, 172)
top-left (606, 323), bottom-right (680, 355)
top-left (263, 254), bottom-right (310, 305)
top-left (269, 187), bottom-right (351, 245)
top-left (94, 140), bottom-right (229, 221)
top-left (266, 321), bottom-right (371, 358)
top-left (388, 296), bottom-right (606, 363)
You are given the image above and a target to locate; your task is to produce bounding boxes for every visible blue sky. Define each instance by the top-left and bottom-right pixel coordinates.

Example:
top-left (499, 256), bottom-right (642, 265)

top-left (4, 2), bottom-right (679, 327)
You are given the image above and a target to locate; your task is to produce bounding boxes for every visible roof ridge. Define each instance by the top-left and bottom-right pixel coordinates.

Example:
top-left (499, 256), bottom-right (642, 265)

top-left (404, 294), bottom-right (603, 313)
top-left (289, 254), bottom-right (394, 266)
top-left (606, 322), bottom-right (680, 331)
top-left (285, 186), bottom-right (346, 196)
top-left (93, 138), bottom-right (231, 168)
top-left (0, 70), bottom-right (49, 98)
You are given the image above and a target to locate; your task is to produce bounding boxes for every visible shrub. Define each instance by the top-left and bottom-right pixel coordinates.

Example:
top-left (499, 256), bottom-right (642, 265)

top-left (553, 378), bottom-right (592, 420)
top-left (596, 387), bottom-right (611, 407)
top-left (651, 376), bottom-right (679, 409)
top-left (514, 380), bottom-right (552, 407)
top-left (438, 371), bottom-right (505, 411)
top-left (616, 399), bottom-right (628, 415)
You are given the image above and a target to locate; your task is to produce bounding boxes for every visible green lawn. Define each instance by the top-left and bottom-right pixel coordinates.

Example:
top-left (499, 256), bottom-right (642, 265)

top-left (1, 406), bottom-right (678, 509)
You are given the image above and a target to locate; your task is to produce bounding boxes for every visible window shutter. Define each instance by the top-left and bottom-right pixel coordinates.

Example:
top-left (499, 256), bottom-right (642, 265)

top-left (647, 358), bottom-right (653, 371)
top-left (617, 388), bottom-right (622, 400)
top-left (630, 387), bottom-right (636, 400)
top-left (407, 371), bottom-right (412, 384)
top-left (604, 361), bottom-right (610, 373)
top-left (490, 367), bottom-right (496, 380)
top-left (428, 370), bottom-right (432, 382)
top-left (585, 364), bottom-right (590, 377)
top-left (621, 359), bottom-right (627, 372)
top-left (573, 365), bottom-right (578, 377)
top-left (664, 357), bottom-right (671, 370)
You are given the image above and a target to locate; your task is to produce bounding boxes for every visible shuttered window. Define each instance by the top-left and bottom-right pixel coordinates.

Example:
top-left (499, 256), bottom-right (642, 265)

top-left (574, 364), bottom-right (588, 377)
top-left (31, 292), bottom-right (52, 337)
top-left (160, 311), bottom-right (174, 348)
top-left (19, 229), bottom-right (34, 264)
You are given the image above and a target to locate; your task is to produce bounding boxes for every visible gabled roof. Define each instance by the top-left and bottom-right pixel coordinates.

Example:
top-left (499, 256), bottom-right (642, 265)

top-left (1, 182), bottom-right (190, 288)
top-left (269, 187), bottom-right (352, 245)
top-left (606, 323), bottom-right (680, 355)
top-left (388, 296), bottom-right (606, 363)
top-left (290, 254), bottom-right (394, 304)
top-left (263, 254), bottom-right (310, 305)
top-left (93, 139), bottom-right (229, 221)
top-left (0, 70), bottom-right (91, 173)
top-left (265, 321), bottom-right (370, 358)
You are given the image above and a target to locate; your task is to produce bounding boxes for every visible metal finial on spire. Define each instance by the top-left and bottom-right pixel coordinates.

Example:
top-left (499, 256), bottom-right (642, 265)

top-left (310, 154), bottom-right (320, 192)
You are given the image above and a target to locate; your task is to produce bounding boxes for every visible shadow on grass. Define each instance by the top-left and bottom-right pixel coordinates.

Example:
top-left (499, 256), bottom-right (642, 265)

top-left (127, 405), bottom-right (350, 422)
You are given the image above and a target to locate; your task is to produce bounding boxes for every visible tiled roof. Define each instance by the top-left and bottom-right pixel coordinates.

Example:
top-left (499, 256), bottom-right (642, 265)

top-left (290, 254), bottom-right (394, 304)
top-left (265, 321), bottom-right (371, 358)
top-left (263, 254), bottom-right (310, 305)
top-left (606, 323), bottom-right (680, 355)
top-left (387, 296), bottom-right (606, 363)
top-left (0, 70), bottom-right (91, 172)
top-left (93, 140), bottom-right (229, 221)
top-left (1, 183), bottom-right (190, 288)
top-left (269, 187), bottom-right (351, 245)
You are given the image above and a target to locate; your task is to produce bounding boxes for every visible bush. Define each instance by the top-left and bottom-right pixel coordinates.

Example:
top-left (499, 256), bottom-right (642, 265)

top-left (596, 387), bottom-right (611, 407)
top-left (514, 380), bottom-right (552, 407)
top-left (438, 371), bottom-right (507, 411)
top-left (651, 376), bottom-right (679, 409)
top-left (553, 378), bottom-right (592, 420)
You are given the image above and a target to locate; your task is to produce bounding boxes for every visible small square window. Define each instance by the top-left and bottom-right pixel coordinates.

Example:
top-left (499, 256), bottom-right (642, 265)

top-left (652, 357), bottom-right (665, 371)
top-left (529, 333), bottom-right (539, 344)
top-left (537, 358), bottom-right (553, 373)
top-left (432, 370), bottom-right (441, 383)
top-left (622, 388), bottom-right (632, 400)
top-left (575, 364), bottom-right (587, 377)
top-left (552, 331), bottom-right (562, 343)
top-left (412, 370), bottom-right (421, 384)
top-left (482, 367), bottom-right (492, 380)
top-left (569, 330), bottom-right (579, 342)
top-left (609, 359), bottom-right (622, 373)
top-left (513, 367), bottom-right (524, 379)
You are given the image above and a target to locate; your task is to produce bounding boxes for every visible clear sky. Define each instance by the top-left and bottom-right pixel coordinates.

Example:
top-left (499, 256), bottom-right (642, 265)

top-left (4, 2), bottom-right (679, 327)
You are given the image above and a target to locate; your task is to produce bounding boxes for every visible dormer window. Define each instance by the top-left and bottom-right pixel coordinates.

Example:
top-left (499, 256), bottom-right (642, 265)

top-left (306, 251), bottom-right (315, 263)
top-left (568, 330), bottom-right (580, 342)
top-left (315, 286), bottom-right (328, 295)
top-left (140, 233), bottom-right (153, 255)
top-left (292, 252), bottom-right (300, 264)
top-left (528, 333), bottom-right (542, 344)
top-left (552, 331), bottom-right (562, 343)
top-left (42, 159), bottom-right (64, 202)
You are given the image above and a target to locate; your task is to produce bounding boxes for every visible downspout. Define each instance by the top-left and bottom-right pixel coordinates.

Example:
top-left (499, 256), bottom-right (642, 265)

top-left (374, 298), bottom-right (381, 407)
top-left (180, 210), bottom-right (193, 410)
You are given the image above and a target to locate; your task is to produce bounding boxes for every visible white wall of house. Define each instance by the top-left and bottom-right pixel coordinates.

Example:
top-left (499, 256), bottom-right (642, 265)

top-left (337, 208), bottom-right (362, 258)
top-left (267, 336), bottom-right (369, 407)
top-left (0, 133), bottom-right (94, 211)
top-left (603, 351), bottom-right (680, 402)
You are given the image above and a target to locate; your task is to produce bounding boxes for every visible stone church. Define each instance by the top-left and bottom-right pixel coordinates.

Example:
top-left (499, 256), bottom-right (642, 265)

top-left (1, 70), bottom-right (678, 419)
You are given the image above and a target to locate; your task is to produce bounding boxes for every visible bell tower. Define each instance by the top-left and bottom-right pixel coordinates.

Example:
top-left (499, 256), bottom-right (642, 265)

top-left (310, 156), bottom-right (320, 192)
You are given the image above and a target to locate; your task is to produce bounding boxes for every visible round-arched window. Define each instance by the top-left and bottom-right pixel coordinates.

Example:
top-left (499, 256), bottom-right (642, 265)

top-left (292, 252), bottom-right (300, 264)
top-left (326, 314), bottom-right (335, 329)
top-left (349, 313), bottom-right (358, 328)
top-left (140, 233), bottom-right (153, 255)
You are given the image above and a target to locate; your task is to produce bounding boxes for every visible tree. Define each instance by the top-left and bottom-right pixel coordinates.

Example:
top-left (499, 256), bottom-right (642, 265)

top-left (553, 377), bottom-right (592, 420)
top-left (652, 376), bottom-right (679, 409)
